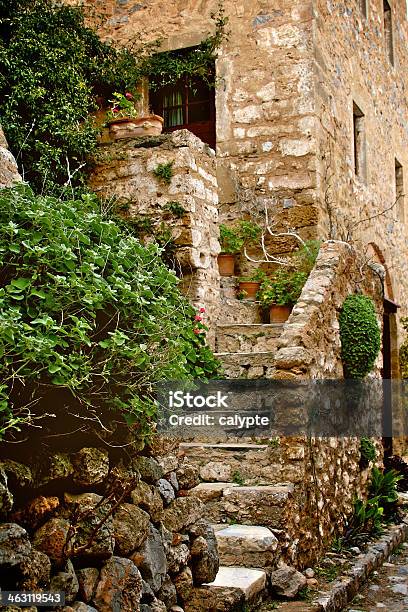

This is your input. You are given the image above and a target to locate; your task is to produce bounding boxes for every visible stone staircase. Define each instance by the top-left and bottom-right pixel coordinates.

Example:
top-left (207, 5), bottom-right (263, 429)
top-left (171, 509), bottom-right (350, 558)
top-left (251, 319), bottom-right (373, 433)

top-left (182, 278), bottom-right (303, 609)
top-left (185, 524), bottom-right (276, 610)
top-left (214, 278), bottom-right (283, 378)
top-left (180, 441), bottom-right (305, 608)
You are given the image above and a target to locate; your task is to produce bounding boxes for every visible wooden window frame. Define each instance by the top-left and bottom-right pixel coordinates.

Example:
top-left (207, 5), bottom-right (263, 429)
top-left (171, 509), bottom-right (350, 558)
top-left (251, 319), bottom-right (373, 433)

top-left (150, 74), bottom-right (216, 149)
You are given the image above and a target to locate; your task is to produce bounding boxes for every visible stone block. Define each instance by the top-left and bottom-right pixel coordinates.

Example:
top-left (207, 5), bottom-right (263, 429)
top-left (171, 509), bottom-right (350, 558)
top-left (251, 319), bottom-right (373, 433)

top-left (216, 524), bottom-right (279, 567)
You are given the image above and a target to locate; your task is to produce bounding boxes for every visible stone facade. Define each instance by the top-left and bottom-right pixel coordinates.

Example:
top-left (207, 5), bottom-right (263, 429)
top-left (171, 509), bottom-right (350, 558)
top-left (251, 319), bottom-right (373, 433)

top-left (89, 130), bottom-right (221, 343)
top-left (75, 0), bottom-right (408, 336)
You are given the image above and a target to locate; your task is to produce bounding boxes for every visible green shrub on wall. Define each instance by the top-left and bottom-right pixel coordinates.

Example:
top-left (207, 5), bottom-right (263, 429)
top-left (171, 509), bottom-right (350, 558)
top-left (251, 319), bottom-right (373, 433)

top-left (339, 294), bottom-right (381, 379)
top-left (0, 185), bottom-right (220, 441)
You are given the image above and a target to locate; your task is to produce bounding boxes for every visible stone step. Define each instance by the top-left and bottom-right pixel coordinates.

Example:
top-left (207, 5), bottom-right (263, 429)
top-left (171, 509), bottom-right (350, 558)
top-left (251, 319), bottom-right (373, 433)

top-left (185, 566), bottom-right (267, 611)
top-left (218, 297), bottom-right (264, 325)
top-left (188, 482), bottom-right (294, 529)
top-left (216, 323), bottom-right (283, 353)
top-left (215, 351), bottom-right (276, 378)
top-left (215, 524), bottom-right (279, 568)
top-left (179, 442), bottom-right (303, 486)
top-left (180, 442), bottom-right (269, 451)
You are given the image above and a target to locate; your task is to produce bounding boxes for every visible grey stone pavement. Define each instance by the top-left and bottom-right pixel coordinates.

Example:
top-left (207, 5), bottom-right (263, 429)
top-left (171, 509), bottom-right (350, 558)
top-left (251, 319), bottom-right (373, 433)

top-left (347, 541), bottom-right (408, 612)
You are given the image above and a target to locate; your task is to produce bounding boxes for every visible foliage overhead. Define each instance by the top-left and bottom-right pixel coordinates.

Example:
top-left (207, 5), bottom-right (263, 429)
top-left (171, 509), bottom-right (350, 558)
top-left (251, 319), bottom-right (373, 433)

top-left (0, 0), bottom-right (142, 194)
top-left (339, 294), bottom-right (381, 379)
top-left (0, 0), bottom-right (227, 194)
top-left (0, 185), bottom-right (220, 441)
top-left (145, 6), bottom-right (229, 91)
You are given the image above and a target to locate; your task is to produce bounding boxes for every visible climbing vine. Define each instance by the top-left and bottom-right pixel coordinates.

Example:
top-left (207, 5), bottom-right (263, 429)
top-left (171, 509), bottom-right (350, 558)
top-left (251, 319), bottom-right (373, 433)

top-left (339, 294), bottom-right (381, 379)
top-left (144, 5), bottom-right (229, 91)
top-left (359, 437), bottom-right (377, 469)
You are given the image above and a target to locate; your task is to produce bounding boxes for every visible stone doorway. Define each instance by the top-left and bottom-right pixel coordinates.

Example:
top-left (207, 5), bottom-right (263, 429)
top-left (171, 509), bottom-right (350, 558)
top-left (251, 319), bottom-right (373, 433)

top-left (382, 298), bottom-right (399, 456)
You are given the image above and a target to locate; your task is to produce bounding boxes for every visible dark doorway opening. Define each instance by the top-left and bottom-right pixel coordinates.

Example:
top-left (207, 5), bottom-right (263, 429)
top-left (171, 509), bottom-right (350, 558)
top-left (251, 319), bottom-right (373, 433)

top-left (382, 298), bottom-right (399, 456)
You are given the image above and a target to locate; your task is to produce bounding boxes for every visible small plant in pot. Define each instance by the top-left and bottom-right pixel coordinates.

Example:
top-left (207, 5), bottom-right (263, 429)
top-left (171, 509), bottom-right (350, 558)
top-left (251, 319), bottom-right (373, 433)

top-left (237, 269), bottom-right (266, 301)
top-left (106, 92), bottom-right (164, 140)
top-left (218, 221), bottom-right (262, 277)
top-left (256, 241), bottom-right (321, 322)
top-left (258, 269), bottom-right (307, 323)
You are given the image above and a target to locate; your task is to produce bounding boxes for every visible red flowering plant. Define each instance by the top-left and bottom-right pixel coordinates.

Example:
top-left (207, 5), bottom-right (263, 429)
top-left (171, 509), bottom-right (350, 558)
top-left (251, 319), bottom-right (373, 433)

top-left (105, 91), bottom-right (139, 122)
top-left (182, 307), bottom-right (222, 379)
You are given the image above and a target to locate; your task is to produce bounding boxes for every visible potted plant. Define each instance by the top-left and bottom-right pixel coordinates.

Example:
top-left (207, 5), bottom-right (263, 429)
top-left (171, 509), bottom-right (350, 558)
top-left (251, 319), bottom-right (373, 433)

top-left (106, 92), bottom-right (164, 140)
top-left (218, 221), bottom-right (262, 277)
top-left (218, 225), bottom-right (243, 276)
top-left (258, 269), bottom-right (307, 323)
top-left (237, 269), bottom-right (266, 301)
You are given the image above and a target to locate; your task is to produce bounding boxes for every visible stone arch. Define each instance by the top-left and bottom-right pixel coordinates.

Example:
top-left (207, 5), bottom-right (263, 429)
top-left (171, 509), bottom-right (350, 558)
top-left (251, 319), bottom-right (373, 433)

top-left (366, 242), bottom-right (394, 301)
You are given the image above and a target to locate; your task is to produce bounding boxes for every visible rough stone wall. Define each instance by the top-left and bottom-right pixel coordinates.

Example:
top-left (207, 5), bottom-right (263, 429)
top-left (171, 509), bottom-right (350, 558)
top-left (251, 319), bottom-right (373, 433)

top-left (89, 130), bottom-right (220, 344)
top-left (274, 241), bottom-right (384, 379)
top-left (0, 441), bottom-right (217, 611)
top-left (72, 0), bottom-right (318, 267)
top-left (271, 241), bottom-right (384, 564)
top-left (313, 0), bottom-right (408, 325)
top-left (0, 124), bottom-right (22, 188)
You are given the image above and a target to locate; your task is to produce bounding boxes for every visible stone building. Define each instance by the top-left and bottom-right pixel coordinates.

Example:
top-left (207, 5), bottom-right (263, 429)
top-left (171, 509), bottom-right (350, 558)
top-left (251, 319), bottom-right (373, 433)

top-left (1, 5), bottom-right (408, 609)
top-left (80, 0), bottom-right (408, 368)
top-left (86, 1), bottom-right (408, 578)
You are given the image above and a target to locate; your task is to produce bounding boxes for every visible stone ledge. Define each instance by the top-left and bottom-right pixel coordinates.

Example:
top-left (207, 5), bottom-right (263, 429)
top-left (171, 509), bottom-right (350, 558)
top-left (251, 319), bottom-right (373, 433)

top-left (313, 518), bottom-right (408, 612)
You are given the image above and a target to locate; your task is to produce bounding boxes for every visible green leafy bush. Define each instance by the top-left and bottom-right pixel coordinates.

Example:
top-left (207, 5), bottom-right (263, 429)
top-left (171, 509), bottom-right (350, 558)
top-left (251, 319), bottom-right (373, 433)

top-left (369, 466), bottom-right (402, 512)
top-left (258, 269), bottom-right (307, 307)
top-left (339, 294), bottom-right (381, 379)
top-left (359, 437), bottom-right (377, 469)
top-left (0, 185), bottom-right (220, 440)
top-left (0, 0), bottom-right (141, 193)
top-left (334, 467), bottom-right (402, 550)
top-left (219, 221), bottom-right (262, 255)
top-left (384, 455), bottom-right (408, 491)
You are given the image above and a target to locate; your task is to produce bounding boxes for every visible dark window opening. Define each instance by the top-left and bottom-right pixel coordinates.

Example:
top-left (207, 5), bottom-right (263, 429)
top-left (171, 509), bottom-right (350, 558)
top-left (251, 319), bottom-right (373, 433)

top-left (149, 50), bottom-right (216, 149)
top-left (359, 0), bottom-right (368, 18)
top-left (353, 102), bottom-right (367, 181)
top-left (383, 0), bottom-right (394, 65)
top-left (395, 158), bottom-right (404, 221)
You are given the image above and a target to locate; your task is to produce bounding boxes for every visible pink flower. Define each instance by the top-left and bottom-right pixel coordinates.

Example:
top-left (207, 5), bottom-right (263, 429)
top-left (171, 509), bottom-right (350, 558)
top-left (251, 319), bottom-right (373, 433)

top-left (199, 307), bottom-right (206, 313)
top-left (193, 328), bottom-right (200, 335)
top-left (125, 92), bottom-right (134, 100)
top-left (194, 315), bottom-right (202, 322)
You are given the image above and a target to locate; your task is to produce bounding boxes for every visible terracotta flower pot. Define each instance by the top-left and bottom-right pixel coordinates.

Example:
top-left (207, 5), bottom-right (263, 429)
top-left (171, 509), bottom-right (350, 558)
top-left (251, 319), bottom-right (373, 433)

top-left (269, 303), bottom-right (292, 323)
top-left (218, 254), bottom-right (235, 276)
top-left (108, 115), bottom-right (164, 140)
top-left (238, 280), bottom-right (260, 301)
